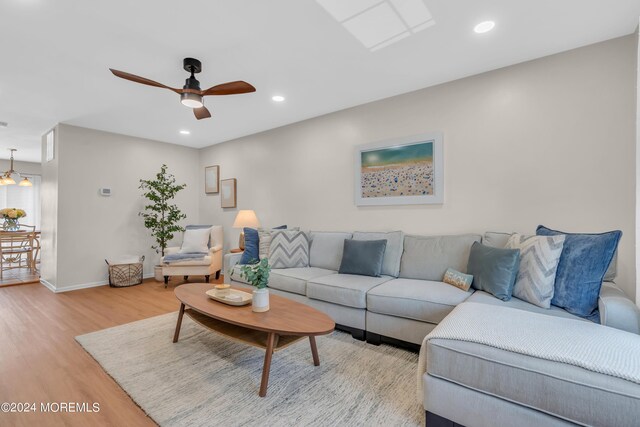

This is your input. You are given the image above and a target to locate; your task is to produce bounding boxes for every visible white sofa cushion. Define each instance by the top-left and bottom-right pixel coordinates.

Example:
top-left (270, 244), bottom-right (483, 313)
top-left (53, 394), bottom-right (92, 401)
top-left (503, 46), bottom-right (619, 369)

top-left (269, 267), bottom-right (336, 295)
top-left (353, 231), bottom-right (404, 277)
top-left (307, 273), bottom-right (391, 309)
top-left (180, 227), bottom-right (211, 253)
top-left (309, 231), bottom-right (352, 271)
top-left (400, 234), bottom-right (481, 281)
top-left (367, 278), bottom-right (474, 323)
top-left (466, 290), bottom-right (586, 322)
top-left (482, 231), bottom-right (513, 248)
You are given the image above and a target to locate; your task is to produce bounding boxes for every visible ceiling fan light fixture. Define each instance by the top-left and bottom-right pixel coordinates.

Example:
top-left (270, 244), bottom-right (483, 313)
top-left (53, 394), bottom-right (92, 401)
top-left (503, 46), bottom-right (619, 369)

top-left (3, 175), bottom-right (16, 185)
top-left (180, 92), bottom-right (204, 109)
top-left (19, 177), bottom-right (32, 187)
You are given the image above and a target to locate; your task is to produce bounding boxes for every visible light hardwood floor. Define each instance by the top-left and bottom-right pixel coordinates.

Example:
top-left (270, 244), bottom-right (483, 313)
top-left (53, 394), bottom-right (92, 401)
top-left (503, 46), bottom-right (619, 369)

top-left (0, 276), bottom-right (222, 426)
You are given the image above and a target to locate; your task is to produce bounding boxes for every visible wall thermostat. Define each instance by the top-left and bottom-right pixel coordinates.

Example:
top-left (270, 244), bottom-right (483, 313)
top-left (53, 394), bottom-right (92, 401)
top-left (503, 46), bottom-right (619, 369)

top-left (99, 188), bottom-right (112, 196)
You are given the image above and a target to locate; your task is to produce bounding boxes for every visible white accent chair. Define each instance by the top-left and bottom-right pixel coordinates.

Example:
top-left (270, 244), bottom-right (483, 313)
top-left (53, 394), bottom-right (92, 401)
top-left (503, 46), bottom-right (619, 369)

top-left (161, 226), bottom-right (223, 288)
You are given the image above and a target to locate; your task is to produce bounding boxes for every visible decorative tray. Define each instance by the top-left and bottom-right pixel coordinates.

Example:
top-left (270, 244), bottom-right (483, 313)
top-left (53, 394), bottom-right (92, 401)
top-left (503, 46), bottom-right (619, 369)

top-left (206, 288), bottom-right (253, 306)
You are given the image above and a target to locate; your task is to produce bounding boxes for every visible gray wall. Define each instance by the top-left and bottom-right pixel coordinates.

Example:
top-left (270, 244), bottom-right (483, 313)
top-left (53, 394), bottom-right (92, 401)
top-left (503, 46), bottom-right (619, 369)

top-left (198, 35), bottom-right (638, 300)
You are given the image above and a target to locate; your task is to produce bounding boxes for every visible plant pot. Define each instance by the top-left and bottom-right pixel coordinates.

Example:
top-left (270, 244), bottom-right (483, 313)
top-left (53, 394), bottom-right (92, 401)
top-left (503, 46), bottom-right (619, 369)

top-left (154, 265), bottom-right (164, 282)
top-left (252, 288), bottom-right (269, 312)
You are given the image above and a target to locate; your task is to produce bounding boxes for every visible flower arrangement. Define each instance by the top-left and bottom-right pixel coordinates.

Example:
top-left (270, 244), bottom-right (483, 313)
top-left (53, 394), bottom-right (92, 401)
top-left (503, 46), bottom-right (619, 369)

top-left (0, 208), bottom-right (26, 220)
top-left (0, 208), bottom-right (26, 231)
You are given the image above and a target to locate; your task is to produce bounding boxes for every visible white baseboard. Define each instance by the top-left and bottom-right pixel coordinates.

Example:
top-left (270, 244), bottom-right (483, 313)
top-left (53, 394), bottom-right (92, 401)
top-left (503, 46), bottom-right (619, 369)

top-left (40, 274), bottom-right (155, 293)
top-left (39, 279), bottom-right (57, 292)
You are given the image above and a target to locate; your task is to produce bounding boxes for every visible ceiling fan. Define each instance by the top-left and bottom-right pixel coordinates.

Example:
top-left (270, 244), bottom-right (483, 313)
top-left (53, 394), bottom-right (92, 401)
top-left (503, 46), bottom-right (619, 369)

top-left (109, 58), bottom-right (256, 120)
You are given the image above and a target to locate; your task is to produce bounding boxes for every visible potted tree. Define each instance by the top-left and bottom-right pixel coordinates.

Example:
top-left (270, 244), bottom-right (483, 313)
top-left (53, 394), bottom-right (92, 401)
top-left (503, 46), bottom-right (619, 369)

top-left (139, 164), bottom-right (187, 281)
top-left (233, 258), bottom-right (271, 312)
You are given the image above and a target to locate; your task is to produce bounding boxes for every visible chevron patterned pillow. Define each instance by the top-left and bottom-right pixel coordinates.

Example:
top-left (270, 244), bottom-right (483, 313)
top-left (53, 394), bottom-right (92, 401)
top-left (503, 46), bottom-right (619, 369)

top-left (506, 233), bottom-right (566, 309)
top-left (268, 230), bottom-right (310, 269)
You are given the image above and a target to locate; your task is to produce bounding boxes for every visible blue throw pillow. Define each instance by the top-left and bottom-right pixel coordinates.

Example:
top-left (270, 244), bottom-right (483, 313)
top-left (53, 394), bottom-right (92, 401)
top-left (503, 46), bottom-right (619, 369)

top-left (339, 239), bottom-right (387, 277)
top-left (536, 225), bottom-right (621, 321)
top-left (240, 225), bottom-right (287, 265)
top-left (240, 228), bottom-right (260, 264)
top-left (467, 242), bottom-right (520, 301)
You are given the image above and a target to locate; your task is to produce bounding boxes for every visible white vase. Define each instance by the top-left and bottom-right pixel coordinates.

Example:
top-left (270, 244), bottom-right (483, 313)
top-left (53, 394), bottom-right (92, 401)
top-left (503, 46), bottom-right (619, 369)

top-left (252, 288), bottom-right (269, 312)
top-left (154, 265), bottom-right (163, 282)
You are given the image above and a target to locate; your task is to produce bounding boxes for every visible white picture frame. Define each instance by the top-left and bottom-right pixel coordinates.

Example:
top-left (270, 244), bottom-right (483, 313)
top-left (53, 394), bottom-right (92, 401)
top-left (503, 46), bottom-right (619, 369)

top-left (355, 132), bottom-right (443, 206)
top-left (204, 165), bottom-right (219, 194)
top-left (220, 178), bottom-right (237, 208)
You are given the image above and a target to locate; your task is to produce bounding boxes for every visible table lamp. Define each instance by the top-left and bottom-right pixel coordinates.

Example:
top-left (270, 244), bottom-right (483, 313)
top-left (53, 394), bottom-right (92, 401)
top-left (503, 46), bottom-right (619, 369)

top-left (233, 210), bottom-right (260, 250)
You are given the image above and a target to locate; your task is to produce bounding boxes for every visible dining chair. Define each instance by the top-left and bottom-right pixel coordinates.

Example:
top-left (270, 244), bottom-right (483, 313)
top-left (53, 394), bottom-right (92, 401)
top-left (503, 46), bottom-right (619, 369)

top-left (17, 224), bottom-right (39, 271)
top-left (0, 229), bottom-right (36, 278)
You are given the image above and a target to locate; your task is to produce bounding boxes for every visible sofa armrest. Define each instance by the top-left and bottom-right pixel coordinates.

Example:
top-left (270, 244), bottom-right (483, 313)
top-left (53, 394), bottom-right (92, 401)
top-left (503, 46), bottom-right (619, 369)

top-left (223, 252), bottom-right (244, 283)
top-left (599, 282), bottom-right (640, 334)
top-left (209, 244), bottom-right (223, 254)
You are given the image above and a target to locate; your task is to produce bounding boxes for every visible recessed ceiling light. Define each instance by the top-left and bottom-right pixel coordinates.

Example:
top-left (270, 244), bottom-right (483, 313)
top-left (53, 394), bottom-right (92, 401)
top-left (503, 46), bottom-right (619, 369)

top-left (179, 130), bottom-right (190, 135)
top-left (272, 95), bottom-right (285, 102)
top-left (474, 21), bottom-right (495, 34)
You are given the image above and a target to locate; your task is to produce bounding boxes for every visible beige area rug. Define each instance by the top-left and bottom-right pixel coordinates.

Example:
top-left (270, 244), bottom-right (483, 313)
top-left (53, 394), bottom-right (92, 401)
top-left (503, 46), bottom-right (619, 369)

top-left (76, 312), bottom-right (422, 427)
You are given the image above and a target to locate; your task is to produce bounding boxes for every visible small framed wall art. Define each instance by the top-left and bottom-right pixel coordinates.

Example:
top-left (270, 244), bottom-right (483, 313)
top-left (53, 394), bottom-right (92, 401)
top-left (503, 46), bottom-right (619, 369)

top-left (355, 132), bottom-right (444, 206)
top-left (220, 178), bottom-right (237, 208)
top-left (205, 165), bottom-right (220, 194)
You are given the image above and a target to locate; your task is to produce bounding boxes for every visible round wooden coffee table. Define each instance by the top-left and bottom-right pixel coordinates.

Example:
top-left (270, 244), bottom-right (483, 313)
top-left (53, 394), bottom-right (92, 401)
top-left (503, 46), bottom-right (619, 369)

top-left (173, 283), bottom-right (335, 397)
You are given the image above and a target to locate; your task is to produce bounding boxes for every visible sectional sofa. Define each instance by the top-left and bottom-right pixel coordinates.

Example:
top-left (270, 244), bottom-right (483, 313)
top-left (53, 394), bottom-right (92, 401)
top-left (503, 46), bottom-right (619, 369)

top-left (224, 230), bottom-right (640, 426)
top-left (225, 231), bottom-right (639, 343)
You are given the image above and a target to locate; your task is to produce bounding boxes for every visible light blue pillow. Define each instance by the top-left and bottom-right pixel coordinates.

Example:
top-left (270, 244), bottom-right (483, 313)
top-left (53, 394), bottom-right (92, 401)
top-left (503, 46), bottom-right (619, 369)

top-left (467, 242), bottom-right (520, 301)
top-left (536, 225), bottom-right (621, 321)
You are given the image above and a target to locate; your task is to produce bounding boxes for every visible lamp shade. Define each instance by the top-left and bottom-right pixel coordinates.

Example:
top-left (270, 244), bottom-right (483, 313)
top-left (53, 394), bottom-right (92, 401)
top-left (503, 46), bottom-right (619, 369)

top-left (232, 210), bottom-right (260, 229)
top-left (19, 177), bottom-right (32, 187)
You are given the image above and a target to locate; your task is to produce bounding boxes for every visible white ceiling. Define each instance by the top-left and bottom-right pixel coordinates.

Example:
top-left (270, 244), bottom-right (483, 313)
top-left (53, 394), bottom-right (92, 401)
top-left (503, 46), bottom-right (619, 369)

top-left (1, 0), bottom-right (639, 163)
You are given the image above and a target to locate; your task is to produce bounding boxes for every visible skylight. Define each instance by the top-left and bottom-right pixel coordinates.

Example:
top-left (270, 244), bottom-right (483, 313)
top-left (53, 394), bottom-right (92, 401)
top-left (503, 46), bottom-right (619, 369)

top-left (317, 0), bottom-right (435, 52)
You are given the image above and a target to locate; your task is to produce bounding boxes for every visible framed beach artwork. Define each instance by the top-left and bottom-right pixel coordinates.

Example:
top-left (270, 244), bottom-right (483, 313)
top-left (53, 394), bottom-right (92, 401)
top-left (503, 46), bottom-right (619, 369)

top-left (220, 178), bottom-right (237, 208)
top-left (204, 165), bottom-right (219, 194)
top-left (355, 132), bottom-right (443, 206)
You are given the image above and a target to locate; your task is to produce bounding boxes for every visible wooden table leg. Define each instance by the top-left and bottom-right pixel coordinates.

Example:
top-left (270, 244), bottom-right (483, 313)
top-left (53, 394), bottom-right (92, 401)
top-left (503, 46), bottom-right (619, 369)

top-left (259, 332), bottom-right (278, 397)
top-left (309, 336), bottom-right (320, 366)
top-left (173, 303), bottom-right (185, 343)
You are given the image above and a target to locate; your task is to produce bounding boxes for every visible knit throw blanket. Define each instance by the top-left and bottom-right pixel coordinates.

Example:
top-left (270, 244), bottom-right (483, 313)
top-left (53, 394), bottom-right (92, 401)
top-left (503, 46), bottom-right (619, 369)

top-left (163, 252), bottom-right (207, 264)
top-left (417, 302), bottom-right (640, 402)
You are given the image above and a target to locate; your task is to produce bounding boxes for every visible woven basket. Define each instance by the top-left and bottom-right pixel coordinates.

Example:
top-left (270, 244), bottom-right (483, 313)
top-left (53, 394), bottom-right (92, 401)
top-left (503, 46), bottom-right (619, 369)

top-left (106, 256), bottom-right (145, 288)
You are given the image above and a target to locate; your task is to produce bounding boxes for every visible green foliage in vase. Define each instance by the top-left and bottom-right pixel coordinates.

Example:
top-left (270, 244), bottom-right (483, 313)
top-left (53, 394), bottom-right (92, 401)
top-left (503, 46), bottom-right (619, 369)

top-left (139, 164), bottom-right (187, 256)
top-left (232, 258), bottom-right (271, 289)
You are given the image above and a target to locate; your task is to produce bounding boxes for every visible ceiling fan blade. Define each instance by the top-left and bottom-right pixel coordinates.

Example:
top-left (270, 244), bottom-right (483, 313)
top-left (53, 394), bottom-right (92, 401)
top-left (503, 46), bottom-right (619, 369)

top-left (201, 81), bottom-right (256, 96)
top-left (194, 106), bottom-right (212, 120)
top-left (109, 69), bottom-right (182, 94)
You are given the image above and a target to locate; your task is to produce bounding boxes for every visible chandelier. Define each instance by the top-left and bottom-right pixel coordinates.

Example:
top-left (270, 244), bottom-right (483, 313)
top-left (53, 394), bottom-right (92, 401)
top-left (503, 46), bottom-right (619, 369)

top-left (1, 149), bottom-right (32, 187)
